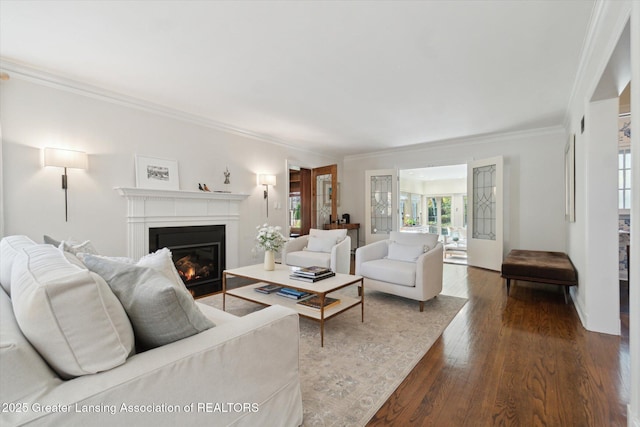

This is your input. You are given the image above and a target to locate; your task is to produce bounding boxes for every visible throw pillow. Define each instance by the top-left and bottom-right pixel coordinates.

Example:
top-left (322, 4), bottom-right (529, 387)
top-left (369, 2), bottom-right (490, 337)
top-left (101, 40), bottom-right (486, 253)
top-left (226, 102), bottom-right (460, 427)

top-left (60, 240), bottom-right (98, 256)
top-left (0, 235), bottom-right (37, 296)
top-left (10, 245), bottom-right (135, 379)
top-left (43, 234), bottom-right (62, 247)
top-left (305, 235), bottom-right (337, 253)
top-left (136, 247), bottom-right (186, 289)
top-left (81, 254), bottom-right (214, 351)
top-left (387, 242), bottom-right (425, 262)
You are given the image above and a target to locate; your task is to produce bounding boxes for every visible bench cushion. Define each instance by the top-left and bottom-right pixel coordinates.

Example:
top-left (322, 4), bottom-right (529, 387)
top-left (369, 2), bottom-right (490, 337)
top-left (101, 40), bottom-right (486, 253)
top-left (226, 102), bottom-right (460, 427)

top-left (501, 250), bottom-right (577, 284)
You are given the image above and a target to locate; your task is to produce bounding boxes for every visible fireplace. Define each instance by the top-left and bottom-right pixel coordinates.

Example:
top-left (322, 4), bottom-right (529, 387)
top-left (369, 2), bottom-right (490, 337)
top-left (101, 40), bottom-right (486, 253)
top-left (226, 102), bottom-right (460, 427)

top-left (149, 225), bottom-right (225, 297)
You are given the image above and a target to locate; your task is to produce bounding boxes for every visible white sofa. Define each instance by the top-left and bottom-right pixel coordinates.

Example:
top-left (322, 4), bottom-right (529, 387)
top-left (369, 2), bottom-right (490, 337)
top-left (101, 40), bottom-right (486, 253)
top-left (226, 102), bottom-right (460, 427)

top-left (0, 236), bottom-right (303, 426)
top-left (281, 228), bottom-right (351, 274)
top-left (355, 231), bottom-right (443, 311)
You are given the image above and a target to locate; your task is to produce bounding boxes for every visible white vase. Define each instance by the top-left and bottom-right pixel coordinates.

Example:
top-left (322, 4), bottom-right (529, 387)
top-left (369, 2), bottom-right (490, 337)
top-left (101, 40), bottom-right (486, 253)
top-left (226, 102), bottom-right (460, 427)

top-left (264, 250), bottom-right (275, 271)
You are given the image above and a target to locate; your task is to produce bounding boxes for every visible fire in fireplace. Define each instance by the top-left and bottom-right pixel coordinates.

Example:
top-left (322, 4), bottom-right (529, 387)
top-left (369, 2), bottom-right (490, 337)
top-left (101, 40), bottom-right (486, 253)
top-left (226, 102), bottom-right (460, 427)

top-left (149, 225), bottom-right (225, 297)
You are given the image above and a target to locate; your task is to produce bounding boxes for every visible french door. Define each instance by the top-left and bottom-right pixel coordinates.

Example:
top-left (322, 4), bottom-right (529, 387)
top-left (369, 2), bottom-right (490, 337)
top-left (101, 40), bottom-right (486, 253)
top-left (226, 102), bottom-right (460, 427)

top-left (466, 157), bottom-right (504, 271)
top-left (311, 164), bottom-right (338, 229)
top-left (365, 169), bottom-right (398, 244)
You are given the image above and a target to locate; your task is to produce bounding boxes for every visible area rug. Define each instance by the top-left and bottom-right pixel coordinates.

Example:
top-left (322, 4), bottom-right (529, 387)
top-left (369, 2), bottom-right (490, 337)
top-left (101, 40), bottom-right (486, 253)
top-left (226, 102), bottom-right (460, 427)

top-left (199, 287), bottom-right (466, 426)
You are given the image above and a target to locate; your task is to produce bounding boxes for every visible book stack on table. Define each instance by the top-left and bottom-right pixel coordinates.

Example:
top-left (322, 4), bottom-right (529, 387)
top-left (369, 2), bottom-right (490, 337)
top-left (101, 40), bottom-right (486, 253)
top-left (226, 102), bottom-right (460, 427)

top-left (290, 266), bottom-right (336, 283)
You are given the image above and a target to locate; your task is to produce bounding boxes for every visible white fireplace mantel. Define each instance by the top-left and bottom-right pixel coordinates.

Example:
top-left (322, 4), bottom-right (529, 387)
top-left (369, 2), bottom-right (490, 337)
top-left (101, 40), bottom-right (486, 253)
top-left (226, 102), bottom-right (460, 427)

top-left (115, 187), bottom-right (249, 265)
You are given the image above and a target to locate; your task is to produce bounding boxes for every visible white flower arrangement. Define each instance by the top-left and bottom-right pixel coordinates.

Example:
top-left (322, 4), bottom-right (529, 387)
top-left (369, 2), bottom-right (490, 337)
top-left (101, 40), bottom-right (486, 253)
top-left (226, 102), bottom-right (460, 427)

top-left (255, 224), bottom-right (287, 253)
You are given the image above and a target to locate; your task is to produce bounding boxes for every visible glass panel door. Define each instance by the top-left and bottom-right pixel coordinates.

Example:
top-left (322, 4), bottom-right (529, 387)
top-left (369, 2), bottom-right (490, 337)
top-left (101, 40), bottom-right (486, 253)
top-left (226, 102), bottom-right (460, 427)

top-left (467, 157), bottom-right (503, 271)
top-left (365, 169), bottom-right (397, 243)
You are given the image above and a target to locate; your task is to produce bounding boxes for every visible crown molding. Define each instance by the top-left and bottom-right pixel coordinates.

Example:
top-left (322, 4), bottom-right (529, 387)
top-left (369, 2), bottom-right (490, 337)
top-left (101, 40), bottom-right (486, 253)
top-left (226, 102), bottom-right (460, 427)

top-left (0, 58), bottom-right (330, 158)
top-left (562, 0), bottom-right (632, 130)
top-left (343, 125), bottom-right (565, 162)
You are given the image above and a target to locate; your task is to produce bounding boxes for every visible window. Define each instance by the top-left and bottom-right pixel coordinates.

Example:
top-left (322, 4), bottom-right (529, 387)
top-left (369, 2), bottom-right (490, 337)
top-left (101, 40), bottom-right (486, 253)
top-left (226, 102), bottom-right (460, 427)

top-left (619, 148), bottom-right (631, 210)
top-left (618, 113), bottom-right (631, 211)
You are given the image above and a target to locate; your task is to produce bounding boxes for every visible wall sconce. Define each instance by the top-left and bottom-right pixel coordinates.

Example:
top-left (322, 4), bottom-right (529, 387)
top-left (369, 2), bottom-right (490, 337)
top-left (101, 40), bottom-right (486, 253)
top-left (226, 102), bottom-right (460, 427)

top-left (258, 174), bottom-right (276, 217)
top-left (44, 147), bottom-right (88, 222)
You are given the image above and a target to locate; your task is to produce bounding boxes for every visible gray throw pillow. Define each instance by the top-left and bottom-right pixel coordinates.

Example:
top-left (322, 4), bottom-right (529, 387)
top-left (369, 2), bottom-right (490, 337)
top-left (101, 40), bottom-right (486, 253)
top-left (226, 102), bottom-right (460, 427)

top-left (82, 254), bottom-right (214, 350)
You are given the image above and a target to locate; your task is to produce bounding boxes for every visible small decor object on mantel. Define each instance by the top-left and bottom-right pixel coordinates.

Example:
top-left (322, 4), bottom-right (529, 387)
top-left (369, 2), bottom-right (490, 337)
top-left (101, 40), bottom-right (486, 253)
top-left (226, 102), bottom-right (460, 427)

top-left (255, 224), bottom-right (286, 271)
top-left (224, 167), bottom-right (231, 185)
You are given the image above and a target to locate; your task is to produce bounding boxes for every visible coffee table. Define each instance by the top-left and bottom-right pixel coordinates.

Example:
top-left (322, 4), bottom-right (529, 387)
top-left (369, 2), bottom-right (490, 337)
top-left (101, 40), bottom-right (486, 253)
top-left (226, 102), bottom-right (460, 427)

top-left (223, 264), bottom-right (364, 346)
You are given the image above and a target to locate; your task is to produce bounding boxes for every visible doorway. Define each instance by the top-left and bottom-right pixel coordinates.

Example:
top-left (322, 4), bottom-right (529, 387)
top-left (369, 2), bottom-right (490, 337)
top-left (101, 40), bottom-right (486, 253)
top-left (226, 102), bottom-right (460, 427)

top-left (399, 164), bottom-right (468, 265)
top-left (618, 82), bottom-right (631, 318)
top-left (288, 167), bottom-right (311, 237)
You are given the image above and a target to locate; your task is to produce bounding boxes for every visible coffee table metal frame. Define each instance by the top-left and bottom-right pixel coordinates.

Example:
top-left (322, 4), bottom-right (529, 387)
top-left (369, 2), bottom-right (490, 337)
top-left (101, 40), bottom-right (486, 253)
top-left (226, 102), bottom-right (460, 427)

top-left (223, 264), bottom-right (364, 347)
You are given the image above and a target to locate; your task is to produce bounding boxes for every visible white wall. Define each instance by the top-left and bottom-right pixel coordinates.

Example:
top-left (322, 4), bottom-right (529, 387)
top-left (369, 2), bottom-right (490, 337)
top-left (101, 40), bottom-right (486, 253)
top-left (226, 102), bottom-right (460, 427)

top-left (629, 2), bottom-right (639, 425)
top-left (565, 1), bottom-right (631, 336)
top-left (0, 77), bottom-right (339, 266)
top-left (342, 127), bottom-right (567, 253)
top-left (563, 0), bottom-right (637, 422)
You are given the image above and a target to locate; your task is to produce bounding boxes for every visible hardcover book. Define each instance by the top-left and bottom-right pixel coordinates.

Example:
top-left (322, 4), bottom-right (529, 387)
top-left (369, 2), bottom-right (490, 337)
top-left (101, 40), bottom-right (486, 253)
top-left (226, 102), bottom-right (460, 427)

top-left (297, 295), bottom-right (340, 310)
top-left (290, 272), bottom-right (335, 282)
top-left (254, 284), bottom-right (282, 294)
top-left (293, 266), bottom-right (332, 277)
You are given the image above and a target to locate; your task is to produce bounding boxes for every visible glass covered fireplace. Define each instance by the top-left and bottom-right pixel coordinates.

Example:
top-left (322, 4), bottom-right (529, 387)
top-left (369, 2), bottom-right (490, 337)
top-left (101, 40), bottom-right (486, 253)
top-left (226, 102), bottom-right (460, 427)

top-left (149, 225), bottom-right (225, 297)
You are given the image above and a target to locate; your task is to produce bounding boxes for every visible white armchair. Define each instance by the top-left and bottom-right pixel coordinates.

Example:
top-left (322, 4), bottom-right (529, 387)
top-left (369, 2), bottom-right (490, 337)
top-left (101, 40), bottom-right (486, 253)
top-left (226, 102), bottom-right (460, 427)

top-left (355, 231), bottom-right (443, 311)
top-left (281, 228), bottom-right (352, 274)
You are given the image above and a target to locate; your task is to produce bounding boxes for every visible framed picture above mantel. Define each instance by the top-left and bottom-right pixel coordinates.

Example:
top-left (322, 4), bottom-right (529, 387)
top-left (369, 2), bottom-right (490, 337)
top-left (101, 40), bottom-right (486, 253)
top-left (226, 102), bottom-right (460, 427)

top-left (135, 155), bottom-right (180, 190)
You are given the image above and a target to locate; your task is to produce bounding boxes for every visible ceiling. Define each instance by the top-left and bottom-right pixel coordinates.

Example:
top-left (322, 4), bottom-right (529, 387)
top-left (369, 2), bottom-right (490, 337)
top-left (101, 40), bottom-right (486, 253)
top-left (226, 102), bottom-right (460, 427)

top-left (0, 0), bottom-right (596, 157)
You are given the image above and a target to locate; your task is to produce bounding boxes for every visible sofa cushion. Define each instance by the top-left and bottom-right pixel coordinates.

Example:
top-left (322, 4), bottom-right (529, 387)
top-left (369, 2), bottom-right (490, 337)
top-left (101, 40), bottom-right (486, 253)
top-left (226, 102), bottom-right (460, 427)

top-left (390, 231), bottom-right (439, 251)
top-left (286, 250), bottom-right (331, 269)
top-left (10, 245), bottom-right (135, 379)
top-left (305, 235), bottom-right (337, 253)
top-left (309, 228), bottom-right (347, 242)
top-left (387, 242), bottom-right (424, 262)
top-left (81, 254), bottom-right (214, 351)
top-left (0, 287), bottom-right (61, 402)
top-left (1, 235), bottom-right (37, 295)
top-left (360, 258), bottom-right (417, 287)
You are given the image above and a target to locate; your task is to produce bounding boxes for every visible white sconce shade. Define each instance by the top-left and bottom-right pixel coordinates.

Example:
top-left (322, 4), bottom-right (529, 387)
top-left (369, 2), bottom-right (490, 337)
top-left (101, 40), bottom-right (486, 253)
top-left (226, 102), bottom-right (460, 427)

top-left (259, 174), bottom-right (276, 186)
top-left (44, 148), bottom-right (88, 170)
top-left (258, 174), bottom-right (276, 217)
top-left (43, 147), bottom-right (88, 222)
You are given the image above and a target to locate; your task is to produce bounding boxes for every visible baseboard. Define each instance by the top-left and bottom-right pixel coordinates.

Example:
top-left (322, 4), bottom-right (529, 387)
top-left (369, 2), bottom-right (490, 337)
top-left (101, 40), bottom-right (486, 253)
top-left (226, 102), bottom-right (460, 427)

top-left (570, 287), bottom-right (588, 329)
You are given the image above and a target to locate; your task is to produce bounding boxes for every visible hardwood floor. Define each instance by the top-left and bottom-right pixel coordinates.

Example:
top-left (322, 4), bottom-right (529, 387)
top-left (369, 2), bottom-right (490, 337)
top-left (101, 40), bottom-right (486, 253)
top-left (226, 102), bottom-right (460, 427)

top-left (367, 264), bottom-right (630, 426)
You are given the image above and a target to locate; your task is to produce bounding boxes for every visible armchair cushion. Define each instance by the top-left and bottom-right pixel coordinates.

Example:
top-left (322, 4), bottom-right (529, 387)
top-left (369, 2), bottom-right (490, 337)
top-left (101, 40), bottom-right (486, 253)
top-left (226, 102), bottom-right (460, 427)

top-left (387, 242), bottom-right (425, 262)
top-left (305, 235), bottom-right (337, 253)
top-left (359, 258), bottom-right (417, 287)
top-left (286, 250), bottom-right (332, 269)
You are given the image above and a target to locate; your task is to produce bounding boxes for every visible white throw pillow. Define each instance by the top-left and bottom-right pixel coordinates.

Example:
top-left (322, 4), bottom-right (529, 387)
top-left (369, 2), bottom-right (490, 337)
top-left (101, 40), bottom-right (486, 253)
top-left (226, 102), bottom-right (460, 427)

top-left (0, 235), bottom-right (37, 295)
top-left (305, 235), bottom-right (337, 253)
top-left (10, 245), bottom-right (135, 379)
top-left (60, 240), bottom-right (98, 256)
top-left (309, 228), bottom-right (348, 242)
top-left (136, 247), bottom-right (186, 289)
top-left (390, 231), bottom-right (439, 252)
top-left (387, 242), bottom-right (425, 262)
top-left (81, 254), bottom-right (214, 351)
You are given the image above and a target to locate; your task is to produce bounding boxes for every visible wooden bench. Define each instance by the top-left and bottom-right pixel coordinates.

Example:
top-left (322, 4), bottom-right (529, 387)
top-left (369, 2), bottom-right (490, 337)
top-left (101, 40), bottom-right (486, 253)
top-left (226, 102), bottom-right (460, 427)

top-left (501, 250), bottom-right (578, 304)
